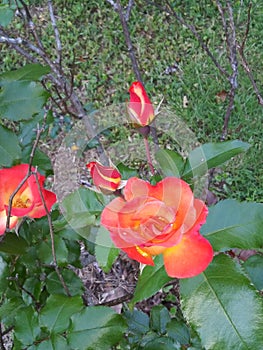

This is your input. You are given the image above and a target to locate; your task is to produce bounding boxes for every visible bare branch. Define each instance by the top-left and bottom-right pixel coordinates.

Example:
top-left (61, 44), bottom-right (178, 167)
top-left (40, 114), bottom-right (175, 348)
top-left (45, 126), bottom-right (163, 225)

top-left (125, 0), bottom-right (135, 21)
top-left (115, 0), bottom-right (143, 82)
top-left (19, 0), bottom-right (45, 50)
top-left (217, 1), bottom-right (238, 140)
top-left (240, 2), bottom-right (252, 52)
top-left (0, 36), bottom-right (23, 44)
top-left (48, 0), bottom-right (62, 67)
top-left (237, 3), bottom-right (263, 105)
top-left (160, 0), bottom-right (230, 78)
top-left (106, 0), bottom-right (118, 11)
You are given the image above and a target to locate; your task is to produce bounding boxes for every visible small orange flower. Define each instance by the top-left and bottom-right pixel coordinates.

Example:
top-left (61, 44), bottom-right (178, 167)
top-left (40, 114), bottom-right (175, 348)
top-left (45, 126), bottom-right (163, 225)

top-left (101, 177), bottom-right (213, 278)
top-left (0, 164), bottom-right (57, 235)
top-left (128, 81), bottom-right (155, 127)
top-left (86, 161), bottom-right (122, 194)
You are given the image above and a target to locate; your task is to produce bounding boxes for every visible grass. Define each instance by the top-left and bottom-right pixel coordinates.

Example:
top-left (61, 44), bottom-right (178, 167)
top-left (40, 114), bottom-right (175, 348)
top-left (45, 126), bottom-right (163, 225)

top-left (1, 0), bottom-right (262, 202)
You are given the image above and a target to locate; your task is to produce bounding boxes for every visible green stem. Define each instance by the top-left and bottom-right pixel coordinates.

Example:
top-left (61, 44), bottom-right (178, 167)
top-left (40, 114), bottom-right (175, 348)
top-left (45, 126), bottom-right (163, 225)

top-left (144, 136), bottom-right (155, 175)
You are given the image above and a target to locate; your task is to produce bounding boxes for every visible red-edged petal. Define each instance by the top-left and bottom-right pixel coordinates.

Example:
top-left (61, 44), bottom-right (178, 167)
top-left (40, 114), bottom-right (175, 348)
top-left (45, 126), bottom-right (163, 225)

top-left (122, 246), bottom-right (154, 265)
top-left (163, 232), bottom-right (213, 278)
top-left (0, 164), bottom-right (30, 207)
top-left (87, 161), bottom-right (121, 192)
top-left (128, 82), bottom-right (155, 126)
top-left (28, 189), bottom-right (57, 218)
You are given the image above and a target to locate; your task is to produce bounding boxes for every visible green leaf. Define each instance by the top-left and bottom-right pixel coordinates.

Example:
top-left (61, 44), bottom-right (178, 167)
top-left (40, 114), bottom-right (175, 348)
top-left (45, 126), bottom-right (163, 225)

top-left (0, 255), bottom-right (8, 290)
top-left (14, 306), bottom-right (41, 347)
top-left (23, 277), bottom-right (42, 302)
top-left (180, 254), bottom-right (263, 350)
top-left (0, 5), bottom-right (14, 27)
top-left (46, 269), bottom-right (84, 296)
top-left (0, 64), bottom-right (50, 81)
top-left (68, 306), bottom-right (127, 350)
top-left (150, 305), bottom-right (171, 334)
top-left (143, 337), bottom-right (180, 350)
top-left (243, 254), bottom-right (263, 290)
top-left (131, 255), bottom-right (172, 304)
top-left (22, 146), bottom-right (53, 176)
top-left (40, 295), bottom-right (83, 334)
top-left (202, 200), bottom-right (263, 250)
top-left (95, 226), bottom-right (119, 272)
top-left (62, 187), bottom-right (104, 215)
top-left (64, 239), bottom-right (81, 267)
top-left (155, 149), bottom-right (185, 177)
top-left (117, 162), bottom-right (138, 178)
top-left (0, 80), bottom-right (48, 121)
top-left (61, 188), bottom-right (104, 239)
top-left (124, 309), bottom-right (150, 335)
top-left (35, 334), bottom-right (69, 350)
top-left (0, 233), bottom-right (28, 254)
top-left (38, 235), bottom-right (69, 265)
top-left (0, 298), bottom-right (25, 327)
top-left (0, 125), bottom-right (21, 166)
top-left (167, 319), bottom-right (190, 345)
top-left (182, 140), bottom-right (250, 178)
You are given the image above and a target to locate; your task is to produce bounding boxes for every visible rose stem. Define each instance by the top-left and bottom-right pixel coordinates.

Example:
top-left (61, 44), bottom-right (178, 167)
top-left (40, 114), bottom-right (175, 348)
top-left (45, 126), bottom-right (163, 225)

top-left (144, 136), bottom-right (155, 175)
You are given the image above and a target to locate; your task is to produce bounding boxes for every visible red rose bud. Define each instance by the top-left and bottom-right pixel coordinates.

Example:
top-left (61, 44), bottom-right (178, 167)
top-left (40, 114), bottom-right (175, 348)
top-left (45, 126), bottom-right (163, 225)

top-left (86, 161), bottom-right (122, 193)
top-left (128, 81), bottom-right (155, 127)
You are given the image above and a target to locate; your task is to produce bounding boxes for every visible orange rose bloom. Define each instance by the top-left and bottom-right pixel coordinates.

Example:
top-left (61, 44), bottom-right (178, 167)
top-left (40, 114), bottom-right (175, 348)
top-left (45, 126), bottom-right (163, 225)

top-left (128, 81), bottom-right (155, 127)
top-left (101, 177), bottom-right (213, 278)
top-left (0, 164), bottom-right (57, 235)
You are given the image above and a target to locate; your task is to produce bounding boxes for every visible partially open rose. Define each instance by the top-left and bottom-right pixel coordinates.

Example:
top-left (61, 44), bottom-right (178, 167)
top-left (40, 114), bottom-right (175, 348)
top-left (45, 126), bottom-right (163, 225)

top-left (86, 161), bottom-right (122, 194)
top-left (0, 164), bottom-right (57, 235)
top-left (101, 177), bottom-right (213, 278)
top-left (128, 81), bottom-right (155, 127)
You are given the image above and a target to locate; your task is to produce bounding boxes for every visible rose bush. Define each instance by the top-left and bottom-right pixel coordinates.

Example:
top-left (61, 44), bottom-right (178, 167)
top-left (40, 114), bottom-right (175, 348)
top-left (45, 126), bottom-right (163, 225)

top-left (101, 176), bottom-right (213, 278)
top-left (0, 164), bottom-right (57, 235)
top-left (128, 81), bottom-right (155, 127)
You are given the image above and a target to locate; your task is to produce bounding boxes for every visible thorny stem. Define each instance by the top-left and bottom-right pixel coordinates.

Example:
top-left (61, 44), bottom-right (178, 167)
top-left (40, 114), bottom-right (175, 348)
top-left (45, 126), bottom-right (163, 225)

top-left (2, 110), bottom-right (71, 296)
top-left (33, 172), bottom-right (71, 297)
top-left (143, 136), bottom-right (155, 175)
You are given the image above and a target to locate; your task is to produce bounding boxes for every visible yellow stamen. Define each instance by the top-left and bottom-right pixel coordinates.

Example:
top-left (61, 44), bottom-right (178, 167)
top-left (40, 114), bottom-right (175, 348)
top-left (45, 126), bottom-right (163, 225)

top-left (14, 198), bottom-right (31, 209)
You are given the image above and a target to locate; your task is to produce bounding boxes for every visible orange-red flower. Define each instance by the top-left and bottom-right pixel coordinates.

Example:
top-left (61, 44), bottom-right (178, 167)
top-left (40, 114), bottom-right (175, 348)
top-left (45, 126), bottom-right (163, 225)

top-left (128, 81), bottom-right (155, 127)
top-left (101, 177), bottom-right (213, 278)
top-left (0, 164), bottom-right (57, 235)
top-left (86, 161), bottom-right (122, 194)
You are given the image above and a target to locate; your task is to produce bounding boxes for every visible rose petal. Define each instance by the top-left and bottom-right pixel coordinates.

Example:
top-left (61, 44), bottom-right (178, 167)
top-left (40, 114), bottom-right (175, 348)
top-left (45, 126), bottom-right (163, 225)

top-left (0, 210), bottom-right (18, 235)
top-left (163, 232), bottom-right (213, 278)
top-left (123, 177), bottom-right (151, 201)
top-left (28, 189), bottom-right (57, 218)
top-left (122, 246), bottom-right (154, 265)
top-left (101, 197), bottom-right (126, 228)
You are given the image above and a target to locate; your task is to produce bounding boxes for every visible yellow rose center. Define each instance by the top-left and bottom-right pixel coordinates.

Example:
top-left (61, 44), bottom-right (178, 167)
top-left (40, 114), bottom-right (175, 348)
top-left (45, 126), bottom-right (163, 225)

top-left (14, 197), bottom-right (31, 209)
